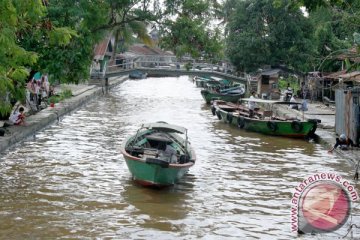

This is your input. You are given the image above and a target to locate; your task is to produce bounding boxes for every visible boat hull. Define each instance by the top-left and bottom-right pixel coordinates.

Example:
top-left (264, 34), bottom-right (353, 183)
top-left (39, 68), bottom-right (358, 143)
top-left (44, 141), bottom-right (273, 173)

top-left (123, 156), bottom-right (191, 187)
top-left (215, 107), bottom-right (317, 138)
top-left (201, 89), bottom-right (243, 104)
top-left (120, 122), bottom-right (195, 187)
top-left (129, 71), bottom-right (147, 79)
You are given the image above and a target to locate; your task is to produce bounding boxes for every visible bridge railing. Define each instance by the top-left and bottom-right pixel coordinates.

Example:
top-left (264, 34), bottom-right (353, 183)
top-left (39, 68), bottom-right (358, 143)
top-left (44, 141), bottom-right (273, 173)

top-left (105, 60), bottom-right (231, 75)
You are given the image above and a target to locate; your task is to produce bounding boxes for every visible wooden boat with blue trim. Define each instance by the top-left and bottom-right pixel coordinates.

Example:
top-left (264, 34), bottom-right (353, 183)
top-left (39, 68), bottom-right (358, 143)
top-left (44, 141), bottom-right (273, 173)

top-left (129, 70), bottom-right (147, 79)
top-left (211, 99), bottom-right (319, 138)
top-left (201, 86), bottom-right (245, 104)
top-left (120, 122), bottom-right (196, 187)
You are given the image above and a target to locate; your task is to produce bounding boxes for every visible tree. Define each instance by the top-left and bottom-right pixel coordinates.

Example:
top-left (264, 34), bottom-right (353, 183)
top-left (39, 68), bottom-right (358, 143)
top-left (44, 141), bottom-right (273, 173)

top-left (20, 0), bottom-right (109, 84)
top-left (308, 2), bottom-right (360, 71)
top-left (101, 0), bottom-right (157, 62)
top-left (159, 0), bottom-right (224, 61)
top-left (0, 0), bottom-right (45, 115)
top-left (225, 0), bottom-right (314, 73)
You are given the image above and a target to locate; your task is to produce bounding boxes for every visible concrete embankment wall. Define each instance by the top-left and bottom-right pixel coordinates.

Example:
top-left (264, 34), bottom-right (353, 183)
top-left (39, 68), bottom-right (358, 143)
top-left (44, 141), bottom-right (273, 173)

top-left (0, 76), bottom-right (127, 154)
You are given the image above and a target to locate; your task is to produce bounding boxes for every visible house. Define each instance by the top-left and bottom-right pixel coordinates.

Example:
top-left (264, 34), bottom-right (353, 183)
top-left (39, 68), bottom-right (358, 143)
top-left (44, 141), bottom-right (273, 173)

top-left (315, 70), bottom-right (360, 101)
top-left (92, 36), bottom-right (114, 73)
top-left (335, 86), bottom-right (360, 145)
top-left (256, 69), bottom-right (281, 99)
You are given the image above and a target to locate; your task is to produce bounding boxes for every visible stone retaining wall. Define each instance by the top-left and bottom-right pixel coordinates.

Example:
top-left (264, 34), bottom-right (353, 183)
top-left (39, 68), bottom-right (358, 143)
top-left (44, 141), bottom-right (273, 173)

top-left (0, 76), bottom-right (127, 153)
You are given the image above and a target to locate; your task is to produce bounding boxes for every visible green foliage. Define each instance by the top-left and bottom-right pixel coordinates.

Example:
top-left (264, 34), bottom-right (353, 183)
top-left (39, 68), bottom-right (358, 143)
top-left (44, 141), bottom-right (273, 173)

top-left (25, 0), bottom-right (109, 84)
top-left (225, 0), bottom-right (314, 72)
top-left (185, 62), bottom-right (193, 71)
top-left (160, 0), bottom-right (223, 61)
top-left (0, 0), bottom-right (44, 115)
top-left (48, 95), bottom-right (60, 104)
top-left (48, 27), bottom-right (78, 46)
top-left (308, 2), bottom-right (359, 72)
top-left (278, 77), bottom-right (300, 93)
top-left (48, 89), bottom-right (72, 104)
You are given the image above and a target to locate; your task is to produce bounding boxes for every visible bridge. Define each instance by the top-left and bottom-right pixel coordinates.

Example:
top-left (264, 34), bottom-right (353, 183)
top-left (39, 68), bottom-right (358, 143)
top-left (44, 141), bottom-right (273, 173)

top-left (90, 61), bottom-right (248, 89)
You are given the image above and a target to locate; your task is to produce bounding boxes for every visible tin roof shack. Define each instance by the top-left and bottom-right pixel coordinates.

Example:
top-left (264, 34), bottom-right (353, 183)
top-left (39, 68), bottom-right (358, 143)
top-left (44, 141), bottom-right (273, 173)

top-left (92, 36), bottom-right (114, 73)
top-left (256, 69), bottom-right (281, 100)
top-left (335, 87), bottom-right (360, 145)
top-left (323, 71), bottom-right (360, 101)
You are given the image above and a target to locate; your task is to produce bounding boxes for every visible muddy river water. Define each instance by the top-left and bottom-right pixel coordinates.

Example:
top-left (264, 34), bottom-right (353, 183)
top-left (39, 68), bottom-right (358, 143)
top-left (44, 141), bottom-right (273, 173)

top-left (0, 76), bottom-right (359, 239)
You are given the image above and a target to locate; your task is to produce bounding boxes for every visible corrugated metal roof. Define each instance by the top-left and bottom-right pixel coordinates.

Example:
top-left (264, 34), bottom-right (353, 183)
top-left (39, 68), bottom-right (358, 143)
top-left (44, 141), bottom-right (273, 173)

top-left (339, 71), bottom-right (360, 81)
top-left (323, 70), bottom-right (346, 79)
top-left (261, 69), bottom-right (281, 76)
top-left (324, 71), bottom-right (360, 81)
top-left (336, 47), bottom-right (360, 63)
top-left (93, 37), bottom-right (111, 60)
top-left (129, 44), bottom-right (172, 56)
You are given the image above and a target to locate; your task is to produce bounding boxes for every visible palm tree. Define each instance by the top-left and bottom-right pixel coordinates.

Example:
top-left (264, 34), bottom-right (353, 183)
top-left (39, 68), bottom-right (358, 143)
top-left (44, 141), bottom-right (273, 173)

top-left (98, 1), bottom-right (156, 62)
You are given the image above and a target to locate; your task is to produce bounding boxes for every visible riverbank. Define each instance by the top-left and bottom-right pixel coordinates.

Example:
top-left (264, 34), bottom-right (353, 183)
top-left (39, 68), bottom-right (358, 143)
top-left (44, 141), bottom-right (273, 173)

top-left (0, 76), bottom-right (127, 153)
top-left (274, 101), bottom-right (360, 168)
top-left (1, 78), bottom-right (359, 172)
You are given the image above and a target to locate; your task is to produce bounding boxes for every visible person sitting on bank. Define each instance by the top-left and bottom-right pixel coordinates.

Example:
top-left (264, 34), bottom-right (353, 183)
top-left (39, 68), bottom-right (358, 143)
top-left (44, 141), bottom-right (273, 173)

top-left (328, 134), bottom-right (356, 153)
top-left (8, 107), bottom-right (26, 126)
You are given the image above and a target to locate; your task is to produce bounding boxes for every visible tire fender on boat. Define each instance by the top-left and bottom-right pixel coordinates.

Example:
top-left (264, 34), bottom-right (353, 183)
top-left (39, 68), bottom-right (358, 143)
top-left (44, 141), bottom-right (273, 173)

top-left (216, 110), bottom-right (222, 120)
top-left (291, 121), bottom-right (303, 132)
top-left (226, 112), bottom-right (233, 123)
top-left (267, 121), bottom-right (277, 132)
top-left (145, 158), bottom-right (169, 168)
top-left (211, 105), bottom-right (216, 116)
top-left (237, 116), bottom-right (245, 129)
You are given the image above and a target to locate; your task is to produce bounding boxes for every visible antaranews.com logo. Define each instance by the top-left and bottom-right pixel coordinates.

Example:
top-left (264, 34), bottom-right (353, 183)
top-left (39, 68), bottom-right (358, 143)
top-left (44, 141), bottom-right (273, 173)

top-left (291, 172), bottom-right (358, 234)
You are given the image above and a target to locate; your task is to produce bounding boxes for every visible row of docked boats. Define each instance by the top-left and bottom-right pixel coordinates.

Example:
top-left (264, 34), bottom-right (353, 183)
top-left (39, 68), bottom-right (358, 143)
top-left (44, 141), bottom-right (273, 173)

top-left (193, 75), bottom-right (320, 138)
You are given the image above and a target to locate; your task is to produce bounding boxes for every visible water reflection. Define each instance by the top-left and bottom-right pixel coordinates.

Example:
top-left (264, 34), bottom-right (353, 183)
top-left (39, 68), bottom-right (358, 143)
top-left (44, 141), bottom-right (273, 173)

top-left (0, 76), bottom-right (358, 239)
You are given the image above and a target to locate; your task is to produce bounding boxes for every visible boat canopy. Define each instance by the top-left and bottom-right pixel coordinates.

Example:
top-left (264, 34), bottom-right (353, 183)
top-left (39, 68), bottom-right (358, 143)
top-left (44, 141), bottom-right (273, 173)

top-left (240, 98), bottom-right (301, 105)
top-left (142, 122), bottom-right (187, 134)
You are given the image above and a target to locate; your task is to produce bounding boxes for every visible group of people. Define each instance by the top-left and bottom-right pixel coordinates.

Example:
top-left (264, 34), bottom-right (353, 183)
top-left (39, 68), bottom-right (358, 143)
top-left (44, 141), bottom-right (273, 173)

top-left (26, 73), bottom-right (53, 110)
top-left (1, 72), bottom-right (53, 130)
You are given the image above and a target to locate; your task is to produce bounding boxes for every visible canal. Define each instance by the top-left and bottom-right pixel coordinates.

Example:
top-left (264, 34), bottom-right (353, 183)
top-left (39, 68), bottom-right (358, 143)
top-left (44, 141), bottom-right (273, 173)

top-left (0, 76), bottom-right (359, 239)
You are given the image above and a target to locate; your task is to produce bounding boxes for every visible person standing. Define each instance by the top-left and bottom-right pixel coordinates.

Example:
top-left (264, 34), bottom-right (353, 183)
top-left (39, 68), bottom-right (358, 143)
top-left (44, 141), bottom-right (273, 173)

top-left (285, 83), bottom-right (293, 101)
top-left (93, 59), bottom-right (101, 77)
top-left (248, 91), bottom-right (257, 118)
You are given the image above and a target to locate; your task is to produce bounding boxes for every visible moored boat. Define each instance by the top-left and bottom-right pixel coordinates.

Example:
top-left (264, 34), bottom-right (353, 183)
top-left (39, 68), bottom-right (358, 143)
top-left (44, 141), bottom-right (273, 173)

top-left (129, 70), bottom-right (147, 79)
top-left (120, 122), bottom-right (196, 187)
top-left (194, 76), bottom-right (212, 87)
top-left (201, 86), bottom-right (245, 104)
top-left (211, 99), bottom-right (319, 138)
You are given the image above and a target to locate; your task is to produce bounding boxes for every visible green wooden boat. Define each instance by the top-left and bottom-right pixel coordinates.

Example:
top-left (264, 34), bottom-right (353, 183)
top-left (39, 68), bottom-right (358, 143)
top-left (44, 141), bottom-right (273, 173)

top-left (194, 76), bottom-right (212, 87)
top-left (120, 122), bottom-right (196, 187)
top-left (201, 86), bottom-right (245, 104)
top-left (212, 100), bottom-right (319, 138)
